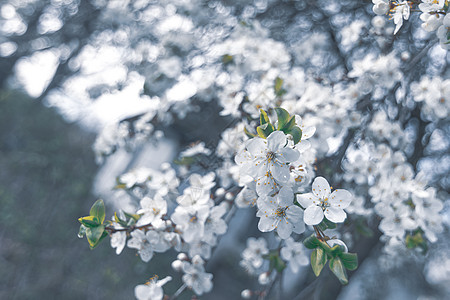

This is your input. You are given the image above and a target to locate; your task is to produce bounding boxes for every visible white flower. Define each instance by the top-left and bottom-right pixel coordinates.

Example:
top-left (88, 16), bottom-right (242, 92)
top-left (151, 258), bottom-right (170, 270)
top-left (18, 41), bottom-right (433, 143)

top-left (171, 205), bottom-right (210, 243)
top-left (372, 0), bottom-right (390, 15)
top-left (182, 256), bottom-right (213, 295)
top-left (297, 177), bottom-right (352, 225)
top-left (256, 186), bottom-right (305, 239)
top-left (110, 231), bottom-right (126, 255)
top-left (280, 238), bottom-right (309, 273)
top-left (391, 1), bottom-right (411, 35)
top-left (136, 194), bottom-right (167, 226)
top-left (240, 237), bottom-right (269, 274)
top-left (127, 230), bottom-right (161, 262)
top-left (235, 131), bottom-right (299, 195)
top-left (134, 276), bottom-right (172, 300)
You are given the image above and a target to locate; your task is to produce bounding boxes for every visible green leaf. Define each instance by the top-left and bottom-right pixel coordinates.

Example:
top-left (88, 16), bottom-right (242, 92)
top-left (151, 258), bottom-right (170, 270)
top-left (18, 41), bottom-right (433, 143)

top-left (329, 257), bottom-right (348, 285)
top-left (289, 126), bottom-right (302, 144)
top-left (274, 77), bottom-right (286, 96)
top-left (173, 156), bottom-right (196, 165)
top-left (259, 109), bottom-right (270, 126)
top-left (275, 107), bottom-right (290, 130)
top-left (340, 253), bottom-right (358, 271)
top-left (330, 245), bottom-right (346, 257)
top-left (323, 217), bottom-right (337, 229)
top-left (257, 123), bottom-right (274, 139)
top-left (244, 127), bottom-right (257, 138)
top-left (78, 215), bottom-right (100, 228)
top-left (311, 248), bottom-right (327, 277)
top-left (221, 54), bottom-right (233, 65)
top-left (86, 225), bottom-right (105, 249)
top-left (279, 115), bottom-right (296, 133)
top-left (303, 234), bottom-right (321, 249)
top-left (123, 211), bottom-right (141, 223)
top-left (90, 199), bottom-right (105, 224)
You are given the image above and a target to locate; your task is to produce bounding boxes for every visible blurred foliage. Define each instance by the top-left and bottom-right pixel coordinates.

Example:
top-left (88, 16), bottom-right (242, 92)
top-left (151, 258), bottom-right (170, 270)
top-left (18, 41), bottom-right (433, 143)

top-left (0, 90), bottom-right (169, 299)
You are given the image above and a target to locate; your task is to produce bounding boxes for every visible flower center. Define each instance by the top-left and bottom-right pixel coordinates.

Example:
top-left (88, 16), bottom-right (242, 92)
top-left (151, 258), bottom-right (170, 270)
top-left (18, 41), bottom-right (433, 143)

top-left (275, 206), bottom-right (288, 218)
top-left (319, 198), bottom-right (330, 209)
top-left (266, 151), bottom-right (275, 162)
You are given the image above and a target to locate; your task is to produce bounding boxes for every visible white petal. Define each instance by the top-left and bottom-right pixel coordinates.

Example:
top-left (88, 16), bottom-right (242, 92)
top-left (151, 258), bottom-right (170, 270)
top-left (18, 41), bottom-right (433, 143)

top-left (296, 193), bottom-right (315, 208)
top-left (258, 216), bottom-right (277, 232)
top-left (278, 148), bottom-right (300, 163)
top-left (329, 189), bottom-right (352, 208)
top-left (267, 131), bottom-right (286, 151)
top-left (271, 164), bottom-right (290, 183)
top-left (324, 207), bottom-right (347, 223)
top-left (312, 177), bottom-right (331, 199)
top-left (304, 206), bottom-right (324, 225)
top-left (135, 285), bottom-right (150, 300)
top-left (277, 219), bottom-right (293, 239)
top-left (246, 137), bottom-right (267, 156)
top-left (301, 126), bottom-right (316, 139)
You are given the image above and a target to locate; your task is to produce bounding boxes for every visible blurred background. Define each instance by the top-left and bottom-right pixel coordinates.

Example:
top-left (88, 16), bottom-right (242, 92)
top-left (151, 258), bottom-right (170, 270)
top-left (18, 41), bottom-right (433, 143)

top-left (0, 0), bottom-right (449, 299)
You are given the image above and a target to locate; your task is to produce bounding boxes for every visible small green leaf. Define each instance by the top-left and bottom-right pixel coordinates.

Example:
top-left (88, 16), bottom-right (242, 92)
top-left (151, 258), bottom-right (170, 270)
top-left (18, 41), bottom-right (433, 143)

top-left (173, 156), bottom-right (196, 165)
top-left (90, 199), bottom-right (105, 224)
top-left (86, 225), bottom-right (105, 249)
top-left (340, 253), bottom-right (358, 271)
top-left (323, 217), bottom-right (337, 229)
top-left (330, 245), bottom-right (346, 257)
top-left (78, 215), bottom-right (100, 228)
top-left (259, 109), bottom-right (270, 126)
top-left (123, 211), bottom-right (141, 222)
top-left (257, 123), bottom-right (274, 139)
top-left (244, 127), bottom-right (257, 138)
top-left (279, 115), bottom-right (296, 133)
top-left (329, 257), bottom-right (348, 285)
top-left (303, 234), bottom-right (321, 249)
top-left (274, 77), bottom-right (286, 96)
top-left (275, 107), bottom-right (290, 130)
top-left (221, 54), bottom-right (234, 65)
top-left (311, 248), bottom-right (327, 277)
top-left (289, 126), bottom-right (302, 144)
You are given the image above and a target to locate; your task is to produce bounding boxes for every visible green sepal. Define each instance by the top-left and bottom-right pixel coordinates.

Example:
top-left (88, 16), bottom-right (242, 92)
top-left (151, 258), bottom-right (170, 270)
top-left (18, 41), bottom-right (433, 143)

top-left (244, 127), bottom-right (257, 138)
top-left (275, 107), bottom-right (290, 130)
top-left (86, 225), bottom-right (105, 249)
top-left (289, 126), bottom-right (302, 144)
top-left (90, 199), bottom-right (105, 224)
top-left (259, 109), bottom-right (270, 126)
top-left (274, 77), bottom-right (286, 97)
top-left (311, 248), bottom-right (327, 277)
top-left (340, 253), bottom-right (358, 271)
top-left (303, 234), bottom-right (321, 249)
top-left (329, 257), bottom-right (348, 285)
top-left (78, 215), bottom-right (100, 228)
top-left (257, 123), bottom-right (274, 139)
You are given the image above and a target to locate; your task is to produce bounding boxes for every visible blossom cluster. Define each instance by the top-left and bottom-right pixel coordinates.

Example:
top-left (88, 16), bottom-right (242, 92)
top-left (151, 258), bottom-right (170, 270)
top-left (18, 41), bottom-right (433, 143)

top-left (373, 0), bottom-right (450, 49)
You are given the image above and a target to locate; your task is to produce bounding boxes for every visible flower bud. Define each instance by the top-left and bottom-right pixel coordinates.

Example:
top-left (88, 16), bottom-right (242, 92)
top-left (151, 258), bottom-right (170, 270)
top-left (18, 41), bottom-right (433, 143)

top-left (241, 289), bottom-right (252, 299)
top-left (171, 260), bottom-right (183, 271)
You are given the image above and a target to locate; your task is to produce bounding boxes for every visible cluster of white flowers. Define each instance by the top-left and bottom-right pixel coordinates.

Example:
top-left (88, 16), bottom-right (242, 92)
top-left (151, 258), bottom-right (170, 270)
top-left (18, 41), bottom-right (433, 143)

top-left (410, 76), bottom-right (450, 120)
top-left (372, 0), bottom-right (450, 48)
top-left (66, 1), bottom-right (449, 298)
top-left (342, 142), bottom-right (444, 267)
